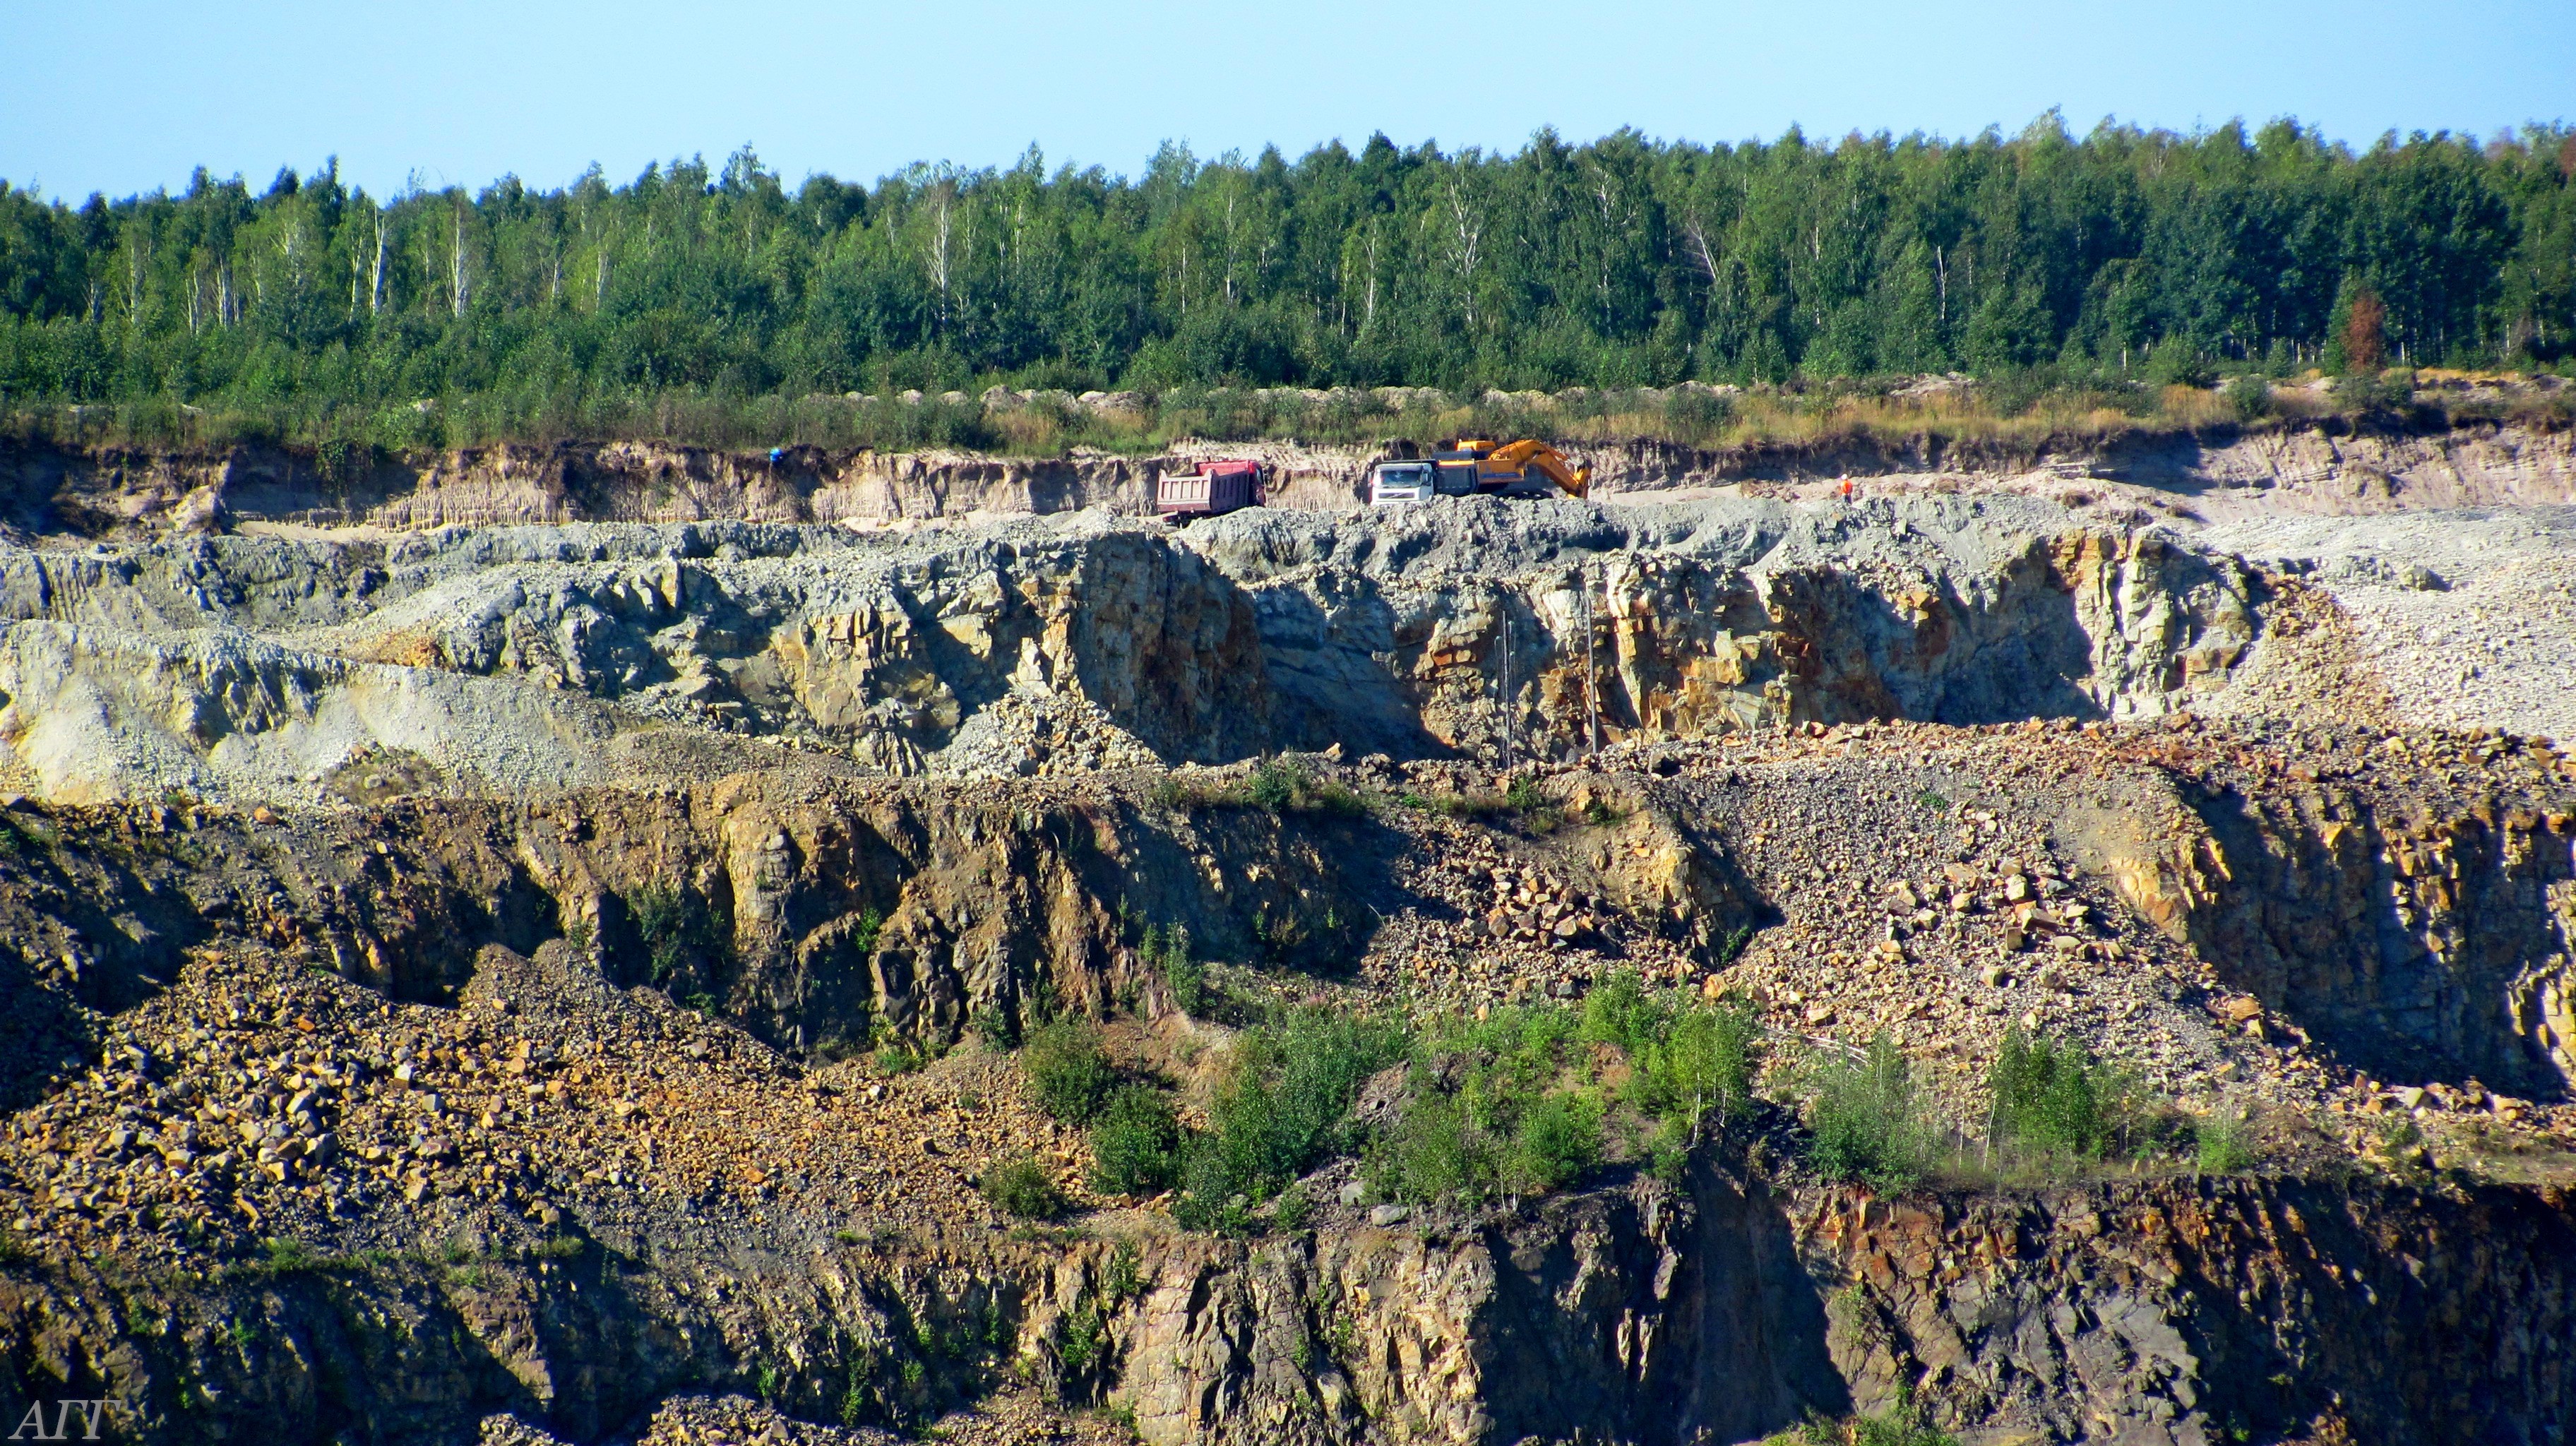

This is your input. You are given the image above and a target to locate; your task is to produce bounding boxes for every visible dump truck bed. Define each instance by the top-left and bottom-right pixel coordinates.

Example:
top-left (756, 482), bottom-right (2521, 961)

top-left (1157, 461), bottom-right (1265, 520)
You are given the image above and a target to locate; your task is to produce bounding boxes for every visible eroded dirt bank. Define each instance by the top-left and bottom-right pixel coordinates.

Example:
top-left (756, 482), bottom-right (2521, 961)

top-left (5, 414), bottom-right (2572, 542)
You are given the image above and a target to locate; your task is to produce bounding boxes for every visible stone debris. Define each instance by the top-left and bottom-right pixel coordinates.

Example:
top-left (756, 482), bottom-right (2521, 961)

top-left (5, 714), bottom-right (2574, 1273)
top-left (931, 687), bottom-right (1166, 779)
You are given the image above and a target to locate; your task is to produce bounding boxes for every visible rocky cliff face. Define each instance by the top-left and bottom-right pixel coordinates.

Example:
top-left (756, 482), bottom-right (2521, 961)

top-left (1186, 498), bottom-right (2255, 760)
top-left (2055, 746), bottom-right (2576, 1098)
top-left (0, 498), bottom-right (2274, 806)
top-left (8, 1152), bottom-right (2570, 1446)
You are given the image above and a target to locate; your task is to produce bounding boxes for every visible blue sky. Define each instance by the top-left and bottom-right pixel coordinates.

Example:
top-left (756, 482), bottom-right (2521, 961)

top-left (7, 0), bottom-right (2572, 201)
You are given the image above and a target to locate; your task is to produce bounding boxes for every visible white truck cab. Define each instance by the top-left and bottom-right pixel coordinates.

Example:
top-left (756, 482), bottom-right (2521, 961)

top-left (1366, 460), bottom-right (1440, 506)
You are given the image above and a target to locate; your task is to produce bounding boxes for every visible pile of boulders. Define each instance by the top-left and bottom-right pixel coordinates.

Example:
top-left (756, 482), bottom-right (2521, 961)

top-left (931, 688), bottom-right (1165, 779)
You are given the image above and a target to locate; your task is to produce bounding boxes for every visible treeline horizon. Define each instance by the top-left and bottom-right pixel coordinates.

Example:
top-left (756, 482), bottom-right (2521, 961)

top-left (2, 115), bottom-right (2572, 449)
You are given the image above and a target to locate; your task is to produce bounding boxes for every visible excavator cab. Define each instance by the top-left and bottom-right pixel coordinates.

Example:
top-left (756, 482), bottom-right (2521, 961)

top-left (1431, 448), bottom-right (1486, 496)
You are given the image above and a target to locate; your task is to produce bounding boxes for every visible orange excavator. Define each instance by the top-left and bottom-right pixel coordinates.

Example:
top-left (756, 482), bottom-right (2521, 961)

top-left (1367, 438), bottom-right (1591, 505)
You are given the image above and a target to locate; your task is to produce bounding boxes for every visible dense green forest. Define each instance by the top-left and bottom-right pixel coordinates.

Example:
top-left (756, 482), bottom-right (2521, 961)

top-left (2, 116), bottom-right (2572, 449)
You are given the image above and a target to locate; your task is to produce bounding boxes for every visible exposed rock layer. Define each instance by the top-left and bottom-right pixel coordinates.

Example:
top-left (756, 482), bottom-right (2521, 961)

top-left (0, 499), bottom-right (2272, 803)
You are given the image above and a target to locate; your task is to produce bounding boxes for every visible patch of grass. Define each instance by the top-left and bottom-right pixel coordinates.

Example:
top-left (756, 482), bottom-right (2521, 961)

top-left (1763, 1397), bottom-right (1960, 1445)
top-left (1804, 1032), bottom-right (1938, 1192)
top-left (1915, 789), bottom-right (1950, 814)
top-left (1023, 1017), bottom-right (1117, 1125)
top-left (0, 811), bottom-right (56, 857)
top-left (1248, 757), bottom-right (1367, 815)
top-left (980, 1154), bottom-right (1066, 1219)
top-left (1148, 774), bottom-right (1232, 811)
top-left (215, 1235), bottom-right (354, 1280)
top-left (1402, 789), bottom-right (1513, 818)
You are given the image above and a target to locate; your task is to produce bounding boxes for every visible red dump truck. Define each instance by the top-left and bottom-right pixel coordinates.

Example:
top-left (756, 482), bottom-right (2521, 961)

top-left (1156, 459), bottom-right (1270, 523)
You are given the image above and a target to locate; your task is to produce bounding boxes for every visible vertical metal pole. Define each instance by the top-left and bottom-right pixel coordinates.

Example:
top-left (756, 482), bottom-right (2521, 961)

top-left (1499, 597), bottom-right (1513, 772)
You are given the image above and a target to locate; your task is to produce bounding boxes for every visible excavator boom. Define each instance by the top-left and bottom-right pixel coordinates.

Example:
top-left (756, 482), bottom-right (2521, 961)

top-left (1467, 438), bottom-right (1590, 499)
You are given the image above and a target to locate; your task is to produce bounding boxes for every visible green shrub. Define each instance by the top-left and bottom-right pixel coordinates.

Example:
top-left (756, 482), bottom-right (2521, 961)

top-left (1985, 1027), bottom-right (2133, 1161)
top-left (2222, 373), bottom-right (2272, 422)
top-left (1375, 986), bottom-right (1758, 1206)
top-left (628, 880), bottom-right (728, 990)
top-left (1579, 969), bottom-right (1666, 1053)
top-left (969, 1001), bottom-right (1022, 1050)
top-left (1088, 1087), bottom-right (1183, 1197)
top-left (1170, 1149), bottom-right (1256, 1236)
top-left (850, 904), bottom-right (885, 955)
top-left (1145, 923), bottom-right (1203, 1017)
top-left (1246, 758), bottom-right (1301, 812)
top-left (980, 1154), bottom-right (1064, 1219)
top-left (1631, 998), bottom-right (1762, 1126)
top-left (1582, 971), bottom-right (1760, 1127)
top-left (1023, 1017), bottom-right (1116, 1125)
top-left (1806, 1032), bottom-right (1937, 1191)
top-left (2195, 1109), bottom-right (2257, 1173)
top-left (1506, 1090), bottom-right (1604, 1193)
top-left (1381, 1092), bottom-right (1488, 1201)
top-left (1176, 1006), bottom-right (1409, 1221)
